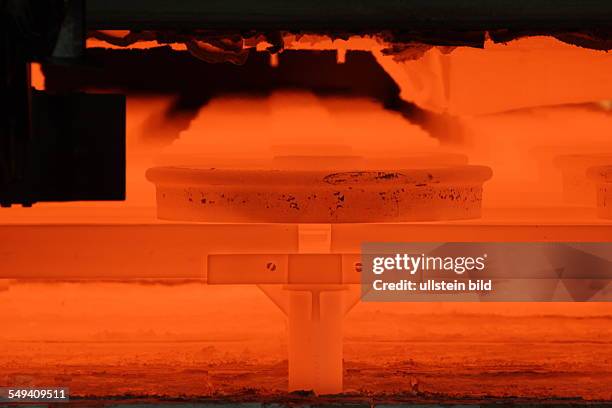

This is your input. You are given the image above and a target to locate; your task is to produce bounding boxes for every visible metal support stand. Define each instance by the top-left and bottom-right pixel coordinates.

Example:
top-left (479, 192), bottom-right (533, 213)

top-left (206, 225), bottom-right (362, 394)
top-left (258, 284), bottom-right (360, 394)
top-left (287, 286), bottom-right (351, 394)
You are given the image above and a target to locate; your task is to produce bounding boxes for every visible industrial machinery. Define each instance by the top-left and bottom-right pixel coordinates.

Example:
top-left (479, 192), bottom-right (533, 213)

top-left (2, 0), bottom-right (612, 404)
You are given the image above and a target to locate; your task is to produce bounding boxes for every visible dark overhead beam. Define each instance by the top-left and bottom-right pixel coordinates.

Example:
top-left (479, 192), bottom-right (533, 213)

top-left (86, 0), bottom-right (612, 31)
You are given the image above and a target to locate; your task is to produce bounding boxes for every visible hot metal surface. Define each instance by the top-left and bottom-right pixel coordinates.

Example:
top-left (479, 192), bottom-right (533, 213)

top-left (145, 165), bottom-right (492, 223)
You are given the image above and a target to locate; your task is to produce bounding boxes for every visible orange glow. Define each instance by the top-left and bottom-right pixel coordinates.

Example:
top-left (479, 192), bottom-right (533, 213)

top-left (87, 30), bottom-right (188, 50)
top-left (157, 92), bottom-right (439, 161)
top-left (30, 62), bottom-right (45, 90)
top-left (2, 37), bottom-right (612, 401)
top-left (378, 36), bottom-right (612, 115)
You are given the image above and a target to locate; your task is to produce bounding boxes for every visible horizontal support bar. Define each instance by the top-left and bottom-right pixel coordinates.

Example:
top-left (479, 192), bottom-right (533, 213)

top-left (207, 254), bottom-right (361, 284)
top-left (1, 219), bottom-right (612, 280)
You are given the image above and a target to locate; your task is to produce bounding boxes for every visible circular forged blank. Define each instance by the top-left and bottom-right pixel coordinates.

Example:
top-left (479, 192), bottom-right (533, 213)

top-left (587, 165), bottom-right (612, 219)
top-left (146, 165), bottom-right (493, 223)
top-left (555, 154), bottom-right (612, 205)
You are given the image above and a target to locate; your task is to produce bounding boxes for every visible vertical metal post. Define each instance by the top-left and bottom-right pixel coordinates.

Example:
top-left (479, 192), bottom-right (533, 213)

top-left (1, 0), bottom-right (65, 206)
top-left (286, 224), bottom-right (345, 394)
top-left (0, 12), bottom-right (33, 206)
top-left (288, 287), bottom-right (345, 394)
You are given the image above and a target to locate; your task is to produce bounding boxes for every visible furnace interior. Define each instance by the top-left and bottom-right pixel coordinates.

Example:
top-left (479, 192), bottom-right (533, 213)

top-left (1, 35), bottom-right (612, 402)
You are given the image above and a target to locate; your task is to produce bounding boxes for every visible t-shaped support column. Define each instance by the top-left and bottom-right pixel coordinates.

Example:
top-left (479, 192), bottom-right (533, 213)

top-left (206, 225), bottom-right (361, 394)
top-left (257, 284), bottom-right (359, 394)
top-left (288, 287), bottom-right (345, 393)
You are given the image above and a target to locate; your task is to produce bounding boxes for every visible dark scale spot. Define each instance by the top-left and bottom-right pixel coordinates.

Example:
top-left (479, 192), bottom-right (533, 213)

top-left (375, 172), bottom-right (400, 180)
top-left (324, 171), bottom-right (404, 185)
top-left (201, 198), bottom-right (207, 204)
